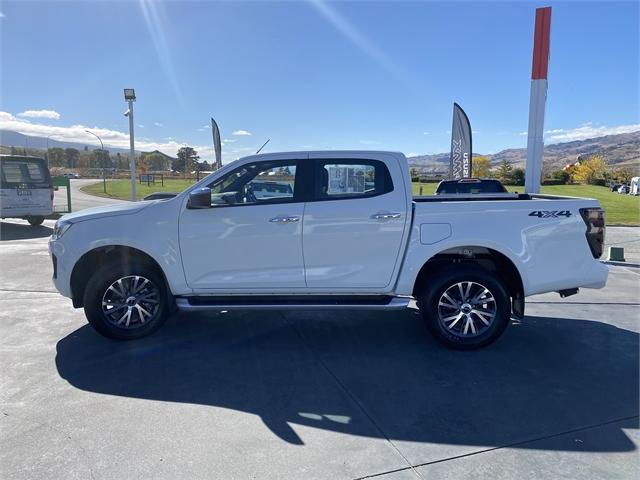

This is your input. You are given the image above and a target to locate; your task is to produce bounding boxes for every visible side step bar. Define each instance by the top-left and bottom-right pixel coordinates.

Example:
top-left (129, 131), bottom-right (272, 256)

top-left (176, 295), bottom-right (410, 312)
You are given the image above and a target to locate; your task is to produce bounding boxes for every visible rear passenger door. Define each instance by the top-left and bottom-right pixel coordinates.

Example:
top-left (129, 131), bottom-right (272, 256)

top-left (303, 154), bottom-right (409, 289)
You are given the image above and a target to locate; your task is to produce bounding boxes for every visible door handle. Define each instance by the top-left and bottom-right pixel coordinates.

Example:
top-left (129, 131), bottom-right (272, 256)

top-left (269, 216), bottom-right (300, 223)
top-left (370, 212), bottom-right (402, 220)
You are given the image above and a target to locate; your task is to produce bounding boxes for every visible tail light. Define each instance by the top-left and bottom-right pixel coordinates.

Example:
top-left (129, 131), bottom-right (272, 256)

top-left (579, 208), bottom-right (605, 258)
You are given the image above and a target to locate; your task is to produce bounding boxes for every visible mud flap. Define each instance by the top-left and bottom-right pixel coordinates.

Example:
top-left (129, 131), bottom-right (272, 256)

top-left (512, 293), bottom-right (525, 319)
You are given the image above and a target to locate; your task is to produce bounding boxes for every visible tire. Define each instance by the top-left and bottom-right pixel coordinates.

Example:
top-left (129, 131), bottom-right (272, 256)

top-left (83, 261), bottom-right (168, 340)
top-left (26, 216), bottom-right (45, 226)
top-left (418, 266), bottom-right (511, 350)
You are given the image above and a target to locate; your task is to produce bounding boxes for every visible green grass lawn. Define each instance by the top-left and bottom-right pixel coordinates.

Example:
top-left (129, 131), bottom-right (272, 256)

top-left (83, 179), bottom-right (639, 225)
top-left (81, 178), bottom-right (196, 201)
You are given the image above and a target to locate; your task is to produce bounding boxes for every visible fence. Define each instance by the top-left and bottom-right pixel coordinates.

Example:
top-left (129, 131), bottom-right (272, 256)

top-left (52, 176), bottom-right (72, 213)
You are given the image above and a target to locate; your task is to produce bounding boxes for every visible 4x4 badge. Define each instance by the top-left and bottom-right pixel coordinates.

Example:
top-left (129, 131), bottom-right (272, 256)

top-left (528, 210), bottom-right (572, 218)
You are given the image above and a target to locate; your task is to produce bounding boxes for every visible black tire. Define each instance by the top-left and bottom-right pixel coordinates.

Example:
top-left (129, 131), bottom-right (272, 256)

top-left (418, 266), bottom-right (511, 350)
top-left (83, 261), bottom-right (168, 340)
top-left (26, 216), bottom-right (45, 226)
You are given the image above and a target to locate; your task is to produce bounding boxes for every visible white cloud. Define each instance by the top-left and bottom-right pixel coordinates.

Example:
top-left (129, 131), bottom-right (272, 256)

top-left (223, 138), bottom-right (237, 143)
top-left (0, 111), bottom-right (210, 159)
top-left (232, 130), bottom-right (252, 136)
top-left (0, 12), bottom-right (5, 18)
top-left (423, 132), bottom-right (430, 135)
top-left (137, 124), bottom-right (145, 128)
top-left (154, 122), bottom-right (164, 127)
top-left (544, 123), bottom-right (640, 143)
top-left (17, 109), bottom-right (60, 120)
top-left (519, 131), bottom-right (528, 136)
top-left (406, 152), bottom-right (418, 157)
top-left (197, 124), bottom-right (210, 132)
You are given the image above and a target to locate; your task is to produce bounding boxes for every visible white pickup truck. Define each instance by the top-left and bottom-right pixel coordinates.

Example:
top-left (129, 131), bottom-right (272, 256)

top-left (49, 151), bottom-right (608, 349)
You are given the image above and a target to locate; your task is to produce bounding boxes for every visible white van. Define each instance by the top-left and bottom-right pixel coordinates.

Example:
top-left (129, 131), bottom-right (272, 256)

top-left (630, 177), bottom-right (640, 196)
top-left (0, 155), bottom-right (54, 226)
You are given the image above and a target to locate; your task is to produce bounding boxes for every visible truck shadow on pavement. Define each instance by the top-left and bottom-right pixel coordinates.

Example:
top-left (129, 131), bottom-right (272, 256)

top-left (0, 221), bottom-right (53, 241)
top-left (55, 311), bottom-right (638, 451)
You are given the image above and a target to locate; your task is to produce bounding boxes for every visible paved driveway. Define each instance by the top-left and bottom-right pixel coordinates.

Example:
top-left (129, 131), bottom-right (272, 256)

top-left (0, 218), bottom-right (638, 479)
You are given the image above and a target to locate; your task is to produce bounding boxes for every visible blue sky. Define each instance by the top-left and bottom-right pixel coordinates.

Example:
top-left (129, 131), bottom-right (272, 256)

top-left (1, 0), bottom-right (638, 162)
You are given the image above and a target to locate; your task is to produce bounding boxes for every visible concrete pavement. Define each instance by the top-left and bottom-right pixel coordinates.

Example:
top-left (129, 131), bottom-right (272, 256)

top-left (0, 218), bottom-right (638, 479)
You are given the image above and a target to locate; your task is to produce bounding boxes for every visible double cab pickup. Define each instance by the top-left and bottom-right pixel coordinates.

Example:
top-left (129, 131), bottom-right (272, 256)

top-left (49, 151), bottom-right (608, 349)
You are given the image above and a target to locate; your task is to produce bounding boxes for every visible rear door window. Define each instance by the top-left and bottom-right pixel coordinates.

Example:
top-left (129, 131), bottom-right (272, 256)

top-left (0, 158), bottom-right (50, 188)
top-left (312, 159), bottom-right (393, 201)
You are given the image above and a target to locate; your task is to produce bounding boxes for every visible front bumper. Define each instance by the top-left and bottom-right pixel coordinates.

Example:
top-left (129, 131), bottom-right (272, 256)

top-left (48, 237), bottom-right (73, 298)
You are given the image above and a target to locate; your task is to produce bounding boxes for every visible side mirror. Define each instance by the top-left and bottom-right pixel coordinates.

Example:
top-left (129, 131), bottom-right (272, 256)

top-left (187, 187), bottom-right (212, 209)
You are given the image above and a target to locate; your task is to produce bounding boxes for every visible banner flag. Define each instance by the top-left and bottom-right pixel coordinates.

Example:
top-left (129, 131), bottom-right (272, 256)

top-left (211, 117), bottom-right (222, 170)
top-left (449, 103), bottom-right (472, 179)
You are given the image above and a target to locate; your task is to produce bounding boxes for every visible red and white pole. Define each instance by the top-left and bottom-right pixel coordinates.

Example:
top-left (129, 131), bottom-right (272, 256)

top-left (525, 6), bottom-right (552, 194)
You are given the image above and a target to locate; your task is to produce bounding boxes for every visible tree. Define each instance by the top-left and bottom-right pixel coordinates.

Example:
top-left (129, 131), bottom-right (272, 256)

top-left (91, 149), bottom-right (112, 169)
top-left (572, 154), bottom-right (608, 185)
top-left (472, 156), bottom-right (492, 178)
top-left (550, 169), bottom-right (571, 184)
top-left (142, 152), bottom-right (170, 171)
top-left (511, 168), bottom-right (525, 186)
top-left (176, 147), bottom-right (200, 176)
top-left (48, 147), bottom-right (66, 167)
top-left (495, 160), bottom-right (513, 184)
top-left (64, 148), bottom-right (80, 169)
top-left (612, 166), bottom-right (635, 184)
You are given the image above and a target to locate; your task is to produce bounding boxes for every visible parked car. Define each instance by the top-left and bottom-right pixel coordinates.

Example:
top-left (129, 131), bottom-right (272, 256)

top-left (1, 155), bottom-right (54, 226)
top-left (617, 185), bottom-right (630, 194)
top-left (435, 178), bottom-right (509, 195)
top-left (49, 151), bottom-right (608, 349)
top-left (63, 172), bottom-right (80, 179)
top-left (610, 183), bottom-right (621, 192)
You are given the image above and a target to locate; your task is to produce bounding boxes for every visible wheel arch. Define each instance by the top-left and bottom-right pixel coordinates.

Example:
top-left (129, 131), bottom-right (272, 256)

top-left (70, 245), bottom-right (172, 308)
top-left (412, 245), bottom-right (525, 317)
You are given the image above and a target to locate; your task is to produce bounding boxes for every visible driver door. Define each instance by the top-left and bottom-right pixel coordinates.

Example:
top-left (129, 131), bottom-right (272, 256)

top-left (179, 155), bottom-right (306, 291)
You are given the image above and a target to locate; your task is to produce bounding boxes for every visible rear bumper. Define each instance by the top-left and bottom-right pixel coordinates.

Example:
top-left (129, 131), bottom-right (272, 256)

top-left (580, 260), bottom-right (609, 289)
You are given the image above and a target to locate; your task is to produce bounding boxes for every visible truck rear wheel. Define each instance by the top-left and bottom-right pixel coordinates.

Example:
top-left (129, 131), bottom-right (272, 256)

top-left (26, 216), bottom-right (45, 226)
top-left (83, 262), bottom-right (168, 340)
top-left (418, 266), bottom-right (511, 349)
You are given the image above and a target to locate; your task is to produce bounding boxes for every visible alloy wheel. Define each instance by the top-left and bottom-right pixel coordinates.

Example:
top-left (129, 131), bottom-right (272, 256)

top-left (437, 281), bottom-right (497, 338)
top-left (101, 275), bottom-right (160, 329)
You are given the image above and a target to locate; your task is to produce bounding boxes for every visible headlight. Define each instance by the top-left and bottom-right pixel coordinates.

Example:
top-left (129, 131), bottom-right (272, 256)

top-left (52, 220), bottom-right (72, 239)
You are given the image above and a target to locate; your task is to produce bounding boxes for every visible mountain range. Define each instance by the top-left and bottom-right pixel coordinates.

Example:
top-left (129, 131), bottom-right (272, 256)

top-left (1, 128), bottom-right (638, 171)
top-left (0, 130), bottom-right (135, 155)
top-left (407, 130), bottom-right (640, 171)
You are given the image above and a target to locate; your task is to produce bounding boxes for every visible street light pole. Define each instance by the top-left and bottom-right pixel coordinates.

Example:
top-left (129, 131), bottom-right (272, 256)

top-left (124, 89), bottom-right (137, 201)
top-left (46, 135), bottom-right (54, 166)
top-left (85, 130), bottom-right (106, 193)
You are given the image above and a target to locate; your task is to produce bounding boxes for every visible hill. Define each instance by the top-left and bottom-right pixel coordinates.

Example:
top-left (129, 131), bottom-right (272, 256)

top-left (408, 130), bottom-right (640, 171)
top-left (0, 130), bottom-right (137, 155)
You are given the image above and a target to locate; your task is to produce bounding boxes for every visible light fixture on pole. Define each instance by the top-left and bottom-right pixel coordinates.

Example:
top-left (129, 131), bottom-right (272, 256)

top-left (124, 88), bottom-right (137, 201)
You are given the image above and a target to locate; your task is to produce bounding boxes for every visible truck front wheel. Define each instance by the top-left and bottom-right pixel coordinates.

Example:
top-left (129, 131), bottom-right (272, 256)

top-left (418, 266), bottom-right (511, 349)
top-left (83, 262), bottom-right (169, 340)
